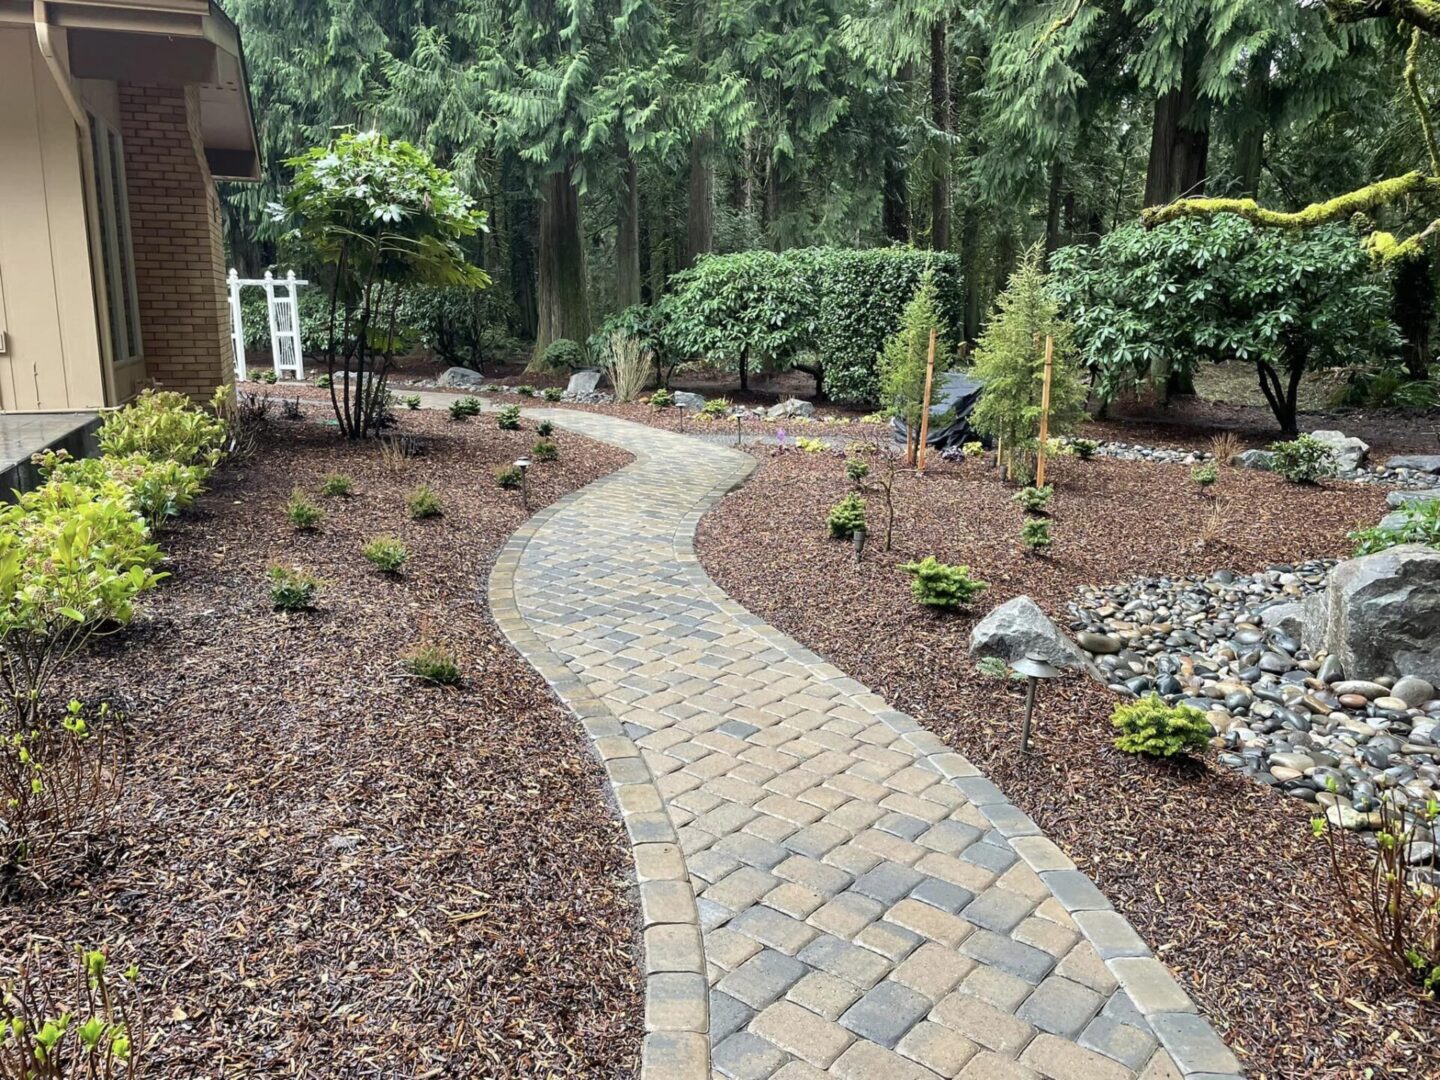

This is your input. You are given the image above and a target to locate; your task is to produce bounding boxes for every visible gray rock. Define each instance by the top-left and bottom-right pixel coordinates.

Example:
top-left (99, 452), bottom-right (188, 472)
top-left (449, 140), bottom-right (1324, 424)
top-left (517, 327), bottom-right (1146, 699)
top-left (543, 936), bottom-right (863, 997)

top-left (1076, 631), bottom-right (1123, 654)
top-left (1387, 455), bottom-right (1440, 474)
top-left (564, 369), bottom-right (603, 397)
top-left (673, 391), bottom-right (706, 410)
top-left (438, 366), bottom-right (486, 389)
top-left (1332, 680), bottom-right (1389, 699)
top-left (1310, 545), bottom-right (1440, 684)
top-left (971, 595), bottom-right (1097, 676)
top-left (1387, 489), bottom-right (1440, 509)
top-left (1393, 675), bottom-right (1436, 707)
top-left (1233, 449), bottom-right (1275, 471)
top-left (766, 398), bottom-right (815, 419)
top-left (1309, 430), bottom-right (1369, 472)
top-left (1377, 511), bottom-right (1409, 532)
top-left (1259, 602), bottom-right (1304, 641)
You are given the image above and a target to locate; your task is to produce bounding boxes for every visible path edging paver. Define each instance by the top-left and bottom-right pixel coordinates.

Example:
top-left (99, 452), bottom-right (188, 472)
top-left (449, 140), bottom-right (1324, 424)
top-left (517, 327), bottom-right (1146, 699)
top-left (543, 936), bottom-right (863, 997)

top-left (483, 405), bottom-right (1242, 1080)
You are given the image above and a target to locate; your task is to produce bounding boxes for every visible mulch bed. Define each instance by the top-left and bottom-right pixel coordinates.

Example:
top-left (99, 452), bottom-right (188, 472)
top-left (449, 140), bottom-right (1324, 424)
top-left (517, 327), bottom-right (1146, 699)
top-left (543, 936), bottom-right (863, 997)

top-left (1, 405), bottom-right (641, 1077)
top-left (695, 447), bottom-right (1439, 1079)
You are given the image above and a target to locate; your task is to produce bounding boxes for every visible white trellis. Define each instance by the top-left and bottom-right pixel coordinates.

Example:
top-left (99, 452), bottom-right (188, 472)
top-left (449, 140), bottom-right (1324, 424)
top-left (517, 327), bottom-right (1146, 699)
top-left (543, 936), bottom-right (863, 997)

top-left (228, 269), bottom-right (309, 381)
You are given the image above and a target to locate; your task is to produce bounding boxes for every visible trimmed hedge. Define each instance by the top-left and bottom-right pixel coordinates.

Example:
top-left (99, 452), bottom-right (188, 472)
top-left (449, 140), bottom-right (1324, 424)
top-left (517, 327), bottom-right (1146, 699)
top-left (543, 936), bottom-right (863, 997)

top-left (635, 247), bottom-right (965, 406)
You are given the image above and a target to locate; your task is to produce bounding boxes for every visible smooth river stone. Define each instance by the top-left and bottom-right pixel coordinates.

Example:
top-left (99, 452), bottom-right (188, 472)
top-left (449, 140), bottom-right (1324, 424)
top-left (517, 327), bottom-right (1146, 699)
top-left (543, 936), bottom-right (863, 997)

top-left (1333, 681), bottom-right (1389, 700)
top-left (1374, 696), bottom-right (1412, 713)
top-left (1338, 694), bottom-right (1370, 710)
top-left (1077, 632), bottom-right (1122, 654)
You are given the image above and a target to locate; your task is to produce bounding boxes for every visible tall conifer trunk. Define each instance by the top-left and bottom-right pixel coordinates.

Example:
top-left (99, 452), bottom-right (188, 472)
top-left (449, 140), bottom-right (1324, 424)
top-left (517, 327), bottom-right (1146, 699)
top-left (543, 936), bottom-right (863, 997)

top-left (930, 20), bottom-right (951, 251)
top-left (616, 150), bottom-right (642, 309)
top-left (959, 207), bottom-right (981, 344)
top-left (1143, 46), bottom-right (1210, 207)
top-left (686, 132), bottom-right (714, 268)
top-left (534, 164), bottom-right (591, 363)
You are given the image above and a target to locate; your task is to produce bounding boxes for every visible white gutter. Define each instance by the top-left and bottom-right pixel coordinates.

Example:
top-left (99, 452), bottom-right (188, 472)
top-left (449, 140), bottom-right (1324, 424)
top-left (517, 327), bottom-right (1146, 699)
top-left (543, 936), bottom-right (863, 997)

top-left (32, 0), bottom-right (87, 129)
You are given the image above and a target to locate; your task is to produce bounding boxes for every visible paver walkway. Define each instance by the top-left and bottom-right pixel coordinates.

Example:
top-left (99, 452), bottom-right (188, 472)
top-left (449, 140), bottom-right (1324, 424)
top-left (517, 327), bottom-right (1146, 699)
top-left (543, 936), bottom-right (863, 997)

top-left (488, 408), bottom-right (1242, 1080)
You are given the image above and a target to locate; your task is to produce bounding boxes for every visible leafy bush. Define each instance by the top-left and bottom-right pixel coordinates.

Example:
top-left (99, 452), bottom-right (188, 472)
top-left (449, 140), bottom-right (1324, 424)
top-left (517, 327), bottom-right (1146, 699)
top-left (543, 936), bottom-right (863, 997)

top-left (268, 566), bottom-right (318, 610)
top-left (536, 420), bottom-right (555, 437)
top-left (845, 459), bottom-right (870, 485)
top-left (976, 656), bottom-right (1012, 680)
top-left (1111, 694), bottom-right (1211, 757)
top-left (0, 943), bottom-right (143, 1075)
top-left (1191, 462), bottom-right (1219, 490)
top-left (320, 473), bottom-right (354, 497)
top-left (362, 536), bottom-right (408, 574)
top-left (1021, 518), bottom-right (1052, 552)
top-left (407, 485), bottom-right (443, 519)
top-left (1329, 366), bottom-right (1439, 409)
top-left (1012, 485), bottom-right (1054, 514)
top-left (826, 493), bottom-right (867, 539)
top-left (1070, 438), bottom-right (1099, 460)
top-left (701, 398), bottom-right (731, 418)
top-left (402, 394), bottom-right (422, 410)
top-left (98, 389), bottom-right (227, 467)
top-left (531, 439), bottom-right (559, 462)
top-left (795, 436), bottom-right (826, 453)
top-left (513, 385), bottom-right (537, 398)
top-left (900, 557), bottom-right (988, 610)
top-left (542, 338), bottom-right (587, 371)
top-left (494, 465), bottom-right (524, 490)
top-left (315, 373), bottom-right (332, 389)
top-left (1269, 435), bottom-right (1338, 484)
top-left (1051, 216), bottom-right (1398, 435)
top-left (649, 388), bottom-right (674, 409)
top-left (1352, 498), bottom-right (1440, 554)
top-left (405, 643), bottom-right (461, 685)
top-left (286, 491), bottom-right (322, 530)
top-left (450, 396), bottom-right (482, 421)
top-left (496, 406), bottom-right (521, 430)
top-left (256, 370), bottom-right (278, 385)
top-left (542, 387), bottom-right (564, 402)
top-left (962, 441), bottom-right (985, 458)
top-left (33, 450), bottom-right (208, 531)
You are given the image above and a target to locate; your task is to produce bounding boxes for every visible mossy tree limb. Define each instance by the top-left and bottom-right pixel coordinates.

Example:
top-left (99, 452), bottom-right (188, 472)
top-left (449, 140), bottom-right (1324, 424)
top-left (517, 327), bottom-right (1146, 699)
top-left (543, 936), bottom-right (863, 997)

top-left (1325, 0), bottom-right (1440, 37)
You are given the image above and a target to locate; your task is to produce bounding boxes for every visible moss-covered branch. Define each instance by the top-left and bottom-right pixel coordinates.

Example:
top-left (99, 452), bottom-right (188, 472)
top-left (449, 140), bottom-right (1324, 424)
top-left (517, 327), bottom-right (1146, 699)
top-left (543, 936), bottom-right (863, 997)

top-left (1406, 29), bottom-right (1440, 175)
top-left (1325, 0), bottom-right (1440, 36)
top-left (1140, 172), bottom-right (1440, 231)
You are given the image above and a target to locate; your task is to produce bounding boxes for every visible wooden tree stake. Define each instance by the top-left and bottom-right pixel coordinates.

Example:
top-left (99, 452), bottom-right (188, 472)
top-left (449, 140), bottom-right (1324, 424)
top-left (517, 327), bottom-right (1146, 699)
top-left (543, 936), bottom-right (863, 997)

top-left (1035, 334), bottom-right (1055, 487)
top-left (916, 328), bottom-right (938, 472)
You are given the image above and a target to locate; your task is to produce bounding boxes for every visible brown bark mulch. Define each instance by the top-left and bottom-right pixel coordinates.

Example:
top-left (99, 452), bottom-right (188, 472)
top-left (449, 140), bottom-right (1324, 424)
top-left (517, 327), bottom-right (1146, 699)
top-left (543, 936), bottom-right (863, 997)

top-left (2, 406), bottom-right (641, 1078)
top-left (695, 447), bottom-right (1438, 1080)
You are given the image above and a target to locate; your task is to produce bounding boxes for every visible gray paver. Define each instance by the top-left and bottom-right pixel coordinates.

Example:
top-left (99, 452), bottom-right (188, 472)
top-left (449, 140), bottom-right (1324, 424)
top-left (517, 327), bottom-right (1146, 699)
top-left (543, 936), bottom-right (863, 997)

top-left (483, 407), bottom-right (1236, 1079)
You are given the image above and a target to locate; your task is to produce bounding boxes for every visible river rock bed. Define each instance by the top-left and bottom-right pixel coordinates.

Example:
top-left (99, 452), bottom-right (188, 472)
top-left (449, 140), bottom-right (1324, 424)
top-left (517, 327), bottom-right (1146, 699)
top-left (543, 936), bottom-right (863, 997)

top-left (1067, 562), bottom-right (1440, 882)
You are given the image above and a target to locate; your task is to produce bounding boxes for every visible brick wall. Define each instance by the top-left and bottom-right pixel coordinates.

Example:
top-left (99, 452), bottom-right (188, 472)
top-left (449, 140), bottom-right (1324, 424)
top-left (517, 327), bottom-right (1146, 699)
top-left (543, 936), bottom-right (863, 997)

top-left (118, 83), bottom-right (234, 400)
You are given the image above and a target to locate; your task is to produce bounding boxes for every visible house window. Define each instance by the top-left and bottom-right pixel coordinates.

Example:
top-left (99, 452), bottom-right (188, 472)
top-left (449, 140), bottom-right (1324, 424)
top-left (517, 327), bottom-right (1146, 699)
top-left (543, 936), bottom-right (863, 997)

top-left (88, 114), bottom-right (142, 364)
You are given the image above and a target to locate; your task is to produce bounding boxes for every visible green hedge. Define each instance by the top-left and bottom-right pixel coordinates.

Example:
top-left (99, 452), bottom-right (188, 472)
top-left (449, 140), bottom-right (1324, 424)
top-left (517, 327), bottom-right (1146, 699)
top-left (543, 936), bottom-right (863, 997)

top-left (645, 247), bottom-right (964, 406)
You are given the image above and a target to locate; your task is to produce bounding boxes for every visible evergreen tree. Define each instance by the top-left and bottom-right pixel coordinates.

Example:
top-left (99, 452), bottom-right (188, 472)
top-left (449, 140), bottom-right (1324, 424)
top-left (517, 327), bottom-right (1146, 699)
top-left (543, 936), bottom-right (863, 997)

top-left (878, 271), bottom-right (953, 462)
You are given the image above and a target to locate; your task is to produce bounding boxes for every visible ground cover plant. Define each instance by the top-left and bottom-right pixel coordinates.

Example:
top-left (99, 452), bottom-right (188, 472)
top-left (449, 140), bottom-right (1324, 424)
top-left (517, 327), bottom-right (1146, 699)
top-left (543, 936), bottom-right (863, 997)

top-left (696, 443), bottom-right (1433, 1077)
top-left (0, 403), bottom-right (639, 1075)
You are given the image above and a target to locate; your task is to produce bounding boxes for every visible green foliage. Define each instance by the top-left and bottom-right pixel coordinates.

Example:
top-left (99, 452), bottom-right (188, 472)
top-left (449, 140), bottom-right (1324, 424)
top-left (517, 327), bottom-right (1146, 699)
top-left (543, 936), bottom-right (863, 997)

top-left (542, 387), bottom-right (564, 402)
top-left (407, 485), bottom-right (443, 520)
top-left (33, 450), bottom-right (208, 531)
top-left (649, 388), bottom-right (674, 409)
top-left (402, 395), bottom-right (422, 410)
top-left (496, 405), bottom-right (521, 430)
top-left (513, 385), bottom-right (537, 397)
top-left (900, 557), bottom-right (988, 610)
top-left (362, 536), bottom-right (409, 573)
top-left (1269, 435), bottom-right (1339, 484)
top-left (826, 493), bottom-right (867, 539)
top-left (1330, 367), bottom-right (1440, 409)
top-left (795, 437), bottom-right (826, 453)
top-left (1352, 498), bottom-right (1440, 554)
top-left (404, 642), bottom-right (461, 685)
top-left (659, 249), bottom-right (966, 406)
top-left (315, 373), bottom-right (332, 389)
top-left (1021, 518), bottom-right (1052, 552)
top-left (285, 491), bottom-right (322, 530)
top-left (320, 473), bottom-right (354, 497)
top-left (1070, 438), bottom-right (1099, 461)
top-left (879, 273), bottom-right (954, 436)
top-left (845, 459), bottom-right (870, 485)
top-left (975, 656), bottom-right (1012, 680)
top-left (971, 248), bottom-right (1086, 479)
top-left (1192, 462), bottom-right (1220, 489)
top-left (962, 441), bottom-right (985, 459)
top-left (1111, 694), bottom-right (1212, 757)
top-left (268, 565), bottom-right (319, 611)
top-left (97, 389), bottom-right (227, 468)
top-left (494, 465), bottom-right (524, 490)
top-left (530, 439), bottom-right (559, 462)
top-left (536, 420), bottom-right (555, 437)
top-left (0, 942), bottom-right (142, 1075)
top-left (701, 398), bottom-right (731, 419)
top-left (450, 396), bottom-right (483, 421)
top-left (541, 339), bottom-right (587, 371)
top-left (1051, 216), bottom-right (1399, 434)
top-left (1012, 485), bottom-right (1054, 514)
top-left (256, 370), bottom-right (278, 385)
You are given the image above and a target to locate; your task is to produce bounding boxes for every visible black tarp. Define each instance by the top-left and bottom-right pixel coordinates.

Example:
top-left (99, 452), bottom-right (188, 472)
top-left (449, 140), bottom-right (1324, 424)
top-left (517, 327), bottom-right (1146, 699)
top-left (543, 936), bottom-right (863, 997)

top-left (891, 370), bottom-right (986, 449)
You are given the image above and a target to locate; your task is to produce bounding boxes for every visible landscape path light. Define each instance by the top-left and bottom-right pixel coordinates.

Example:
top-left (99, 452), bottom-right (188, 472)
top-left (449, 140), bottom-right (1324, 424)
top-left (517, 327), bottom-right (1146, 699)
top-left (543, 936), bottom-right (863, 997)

top-left (514, 457), bottom-right (530, 511)
top-left (1012, 651), bottom-right (1060, 754)
top-left (853, 523), bottom-right (867, 563)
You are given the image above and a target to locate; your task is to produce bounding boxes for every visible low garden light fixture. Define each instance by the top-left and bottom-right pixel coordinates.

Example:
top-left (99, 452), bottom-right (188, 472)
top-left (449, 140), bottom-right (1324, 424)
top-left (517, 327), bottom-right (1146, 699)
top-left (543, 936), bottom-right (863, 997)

top-left (736, 415), bottom-right (743, 447)
top-left (1012, 651), bottom-right (1060, 754)
top-left (514, 457), bottom-right (530, 510)
top-left (853, 523), bottom-right (867, 563)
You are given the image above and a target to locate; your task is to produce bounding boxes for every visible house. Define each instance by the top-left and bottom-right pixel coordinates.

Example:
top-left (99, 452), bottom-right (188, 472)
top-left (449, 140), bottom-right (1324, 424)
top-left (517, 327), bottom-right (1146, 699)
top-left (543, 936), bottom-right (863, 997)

top-left (0, 0), bottom-right (259, 413)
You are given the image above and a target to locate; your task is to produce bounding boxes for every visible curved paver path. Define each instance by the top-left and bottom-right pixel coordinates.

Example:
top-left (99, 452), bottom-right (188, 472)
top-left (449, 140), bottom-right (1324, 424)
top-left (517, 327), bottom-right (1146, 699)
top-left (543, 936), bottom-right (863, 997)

top-left (488, 408), bottom-right (1242, 1080)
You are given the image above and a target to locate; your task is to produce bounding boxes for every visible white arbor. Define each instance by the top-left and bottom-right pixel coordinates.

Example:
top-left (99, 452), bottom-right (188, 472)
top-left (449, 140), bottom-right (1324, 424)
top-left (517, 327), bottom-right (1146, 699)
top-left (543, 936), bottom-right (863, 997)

top-left (228, 269), bottom-right (309, 381)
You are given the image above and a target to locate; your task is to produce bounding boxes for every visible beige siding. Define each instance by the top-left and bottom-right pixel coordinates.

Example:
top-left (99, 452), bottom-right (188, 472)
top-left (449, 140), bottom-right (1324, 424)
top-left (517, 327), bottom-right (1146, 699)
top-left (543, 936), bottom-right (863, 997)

top-left (0, 28), bottom-right (106, 411)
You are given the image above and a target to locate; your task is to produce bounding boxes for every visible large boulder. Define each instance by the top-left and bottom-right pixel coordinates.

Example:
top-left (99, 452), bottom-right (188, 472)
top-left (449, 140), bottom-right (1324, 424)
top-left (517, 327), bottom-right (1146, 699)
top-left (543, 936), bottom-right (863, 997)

top-left (1309, 430), bottom-right (1369, 472)
top-left (1387, 489), bottom-right (1440, 509)
top-left (1233, 449), bottom-right (1274, 471)
top-left (438, 366), bottom-right (486, 389)
top-left (565, 369), bottom-right (603, 397)
top-left (674, 391), bottom-right (706, 410)
top-left (1307, 544), bottom-right (1440, 682)
top-left (1387, 455), bottom-right (1440, 474)
top-left (1259, 601), bottom-right (1305, 641)
top-left (767, 398), bottom-right (815, 420)
top-left (970, 596), bottom-right (1094, 675)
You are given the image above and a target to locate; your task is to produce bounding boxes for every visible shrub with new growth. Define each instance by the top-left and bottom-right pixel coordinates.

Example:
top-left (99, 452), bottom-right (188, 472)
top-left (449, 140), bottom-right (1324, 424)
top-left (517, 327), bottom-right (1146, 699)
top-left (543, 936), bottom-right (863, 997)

top-left (362, 536), bottom-right (408, 573)
top-left (321, 473), bottom-right (354, 497)
top-left (405, 642), bottom-right (461, 685)
top-left (542, 386), bottom-right (563, 402)
top-left (1021, 518), bottom-right (1052, 552)
top-left (826, 493), bottom-right (867, 539)
top-left (962, 441), bottom-right (985, 458)
top-left (497, 406), bottom-right (521, 430)
top-left (1269, 435), bottom-right (1338, 484)
top-left (268, 566), bottom-right (318, 610)
top-left (701, 398), bottom-right (730, 418)
top-left (33, 449), bottom-right (208, 531)
top-left (531, 439), bottom-right (559, 462)
top-left (900, 557), bottom-right (988, 610)
top-left (1111, 694), bottom-right (1211, 757)
top-left (495, 465), bottom-right (523, 489)
top-left (845, 459), bottom-right (870, 485)
top-left (0, 943), bottom-right (143, 1075)
top-left (1070, 438), bottom-right (1099, 460)
top-left (1012, 486), bottom-right (1053, 514)
top-left (98, 388), bottom-right (227, 467)
top-left (286, 491), bottom-right (322, 530)
top-left (403, 394), bottom-right (421, 410)
top-left (537, 420), bottom-right (555, 437)
top-left (514, 385), bottom-right (537, 397)
top-left (542, 338), bottom-right (586, 371)
top-left (450, 396), bottom-right (482, 421)
top-left (649, 388), bottom-right (673, 409)
top-left (407, 485), bottom-right (443, 519)
top-left (795, 437), bottom-right (826, 453)
top-left (1192, 462), bottom-right (1219, 491)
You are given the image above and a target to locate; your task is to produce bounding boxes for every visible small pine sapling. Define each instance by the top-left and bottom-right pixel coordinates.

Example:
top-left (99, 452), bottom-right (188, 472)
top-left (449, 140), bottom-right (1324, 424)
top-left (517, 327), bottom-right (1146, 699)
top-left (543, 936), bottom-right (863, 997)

top-left (899, 557), bottom-right (988, 610)
top-left (1111, 694), bottom-right (1211, 757)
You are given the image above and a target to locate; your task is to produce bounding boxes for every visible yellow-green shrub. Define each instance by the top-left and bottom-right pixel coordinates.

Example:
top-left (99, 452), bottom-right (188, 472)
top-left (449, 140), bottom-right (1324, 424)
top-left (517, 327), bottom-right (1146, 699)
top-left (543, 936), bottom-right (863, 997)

top-left (97, 389), bottom-right (227, 466)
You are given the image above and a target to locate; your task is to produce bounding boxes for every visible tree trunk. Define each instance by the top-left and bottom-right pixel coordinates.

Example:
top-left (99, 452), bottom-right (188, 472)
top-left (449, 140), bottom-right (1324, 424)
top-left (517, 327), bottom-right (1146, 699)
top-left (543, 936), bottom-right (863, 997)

top-left (686, 131), bottom-right (714, 268)
top-left (764, 157), bottom-right (785, 249)
top-left (993, 229), bottom-right (1016, 298)
top-left (1143, 47), bottom-right (1210, 207)
top-left (647, 186), bottom-right (666, 302)
top-left (534, 165), bottom-right (591, 363)
top-left (883, 151), bottom-right (909, 243)
top-left (959, 206), bottom-right (981, 344)
top-left (930, 19), bottom-right (951, 251)
top-left (1044, 157), bottom-right (1065, 257)
top-left (1256, 356), bottom-right (1302, 437)
top-left (616, 150), bottom-right (642, 310)
top-left (1233, 50), bottom-right (1271, 197)
top-left (1394, 253), bottom-right (1434, 380)
top-left (503, 154), bottom-right (538, 341)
